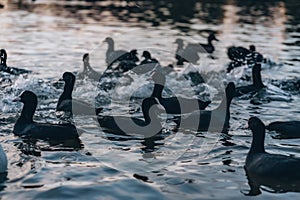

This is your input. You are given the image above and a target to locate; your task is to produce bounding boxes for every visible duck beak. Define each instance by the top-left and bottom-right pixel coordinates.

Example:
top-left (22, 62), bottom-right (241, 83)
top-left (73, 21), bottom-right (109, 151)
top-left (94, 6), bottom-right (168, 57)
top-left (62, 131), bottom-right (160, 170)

top-left (12, 97), bottom-right (21, 102)
top-left (214, 37), bottom-right (219, 42)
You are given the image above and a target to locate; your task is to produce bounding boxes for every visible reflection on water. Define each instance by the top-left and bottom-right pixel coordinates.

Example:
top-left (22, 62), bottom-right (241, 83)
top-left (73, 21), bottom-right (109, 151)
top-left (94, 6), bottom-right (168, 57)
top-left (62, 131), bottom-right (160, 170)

top-left (1, 0), bottom-right (300, 199)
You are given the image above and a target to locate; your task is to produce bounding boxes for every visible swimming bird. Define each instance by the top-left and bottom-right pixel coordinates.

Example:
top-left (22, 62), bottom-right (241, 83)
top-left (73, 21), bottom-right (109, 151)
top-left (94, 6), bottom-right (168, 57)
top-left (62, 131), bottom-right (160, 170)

top-left (235, 64), bottom-right (265, 97)
top-left (130, 51), bottom-right (160, 74)
top-left (140, 51), bottom-right (159, 65)
top-left (103, 37), bottom-right (127, 66)
top-left (0, 49), bottom-right (31, 75)
top-left (77, 53), bottom-right (101, 81)
top-left (103, 37), bottom-right (139, 67)
top-left (173, 82), bottom-right (235, 133)
top-left (151, 71), bottom-right (211, 114)
top-left (245, 117), bottom-right (300, 195)
top-left (227, 45), bottom-right (264, 73)
top-left (227, 46), bottom-right (251, 62)
top-left (0, 144), bottom-right (7, 174)
top-left (13, 91), bottom-right (79, 140)
top-left (266, 120), bottom-right (300, 139)
top-left (186, 33), bottom-right (219, 54)
top-left (174, 38), bottom-right (199, 65)
top-left (96, 97), bottom-right (164, 137)
top-left (56, 72), bottom-right (96, 117)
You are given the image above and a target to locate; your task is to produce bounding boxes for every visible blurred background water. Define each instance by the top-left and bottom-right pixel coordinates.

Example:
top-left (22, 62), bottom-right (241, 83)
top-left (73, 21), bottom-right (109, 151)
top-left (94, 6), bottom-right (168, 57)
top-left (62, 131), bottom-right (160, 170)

top-left (0, 0), bottom-right (300, 199)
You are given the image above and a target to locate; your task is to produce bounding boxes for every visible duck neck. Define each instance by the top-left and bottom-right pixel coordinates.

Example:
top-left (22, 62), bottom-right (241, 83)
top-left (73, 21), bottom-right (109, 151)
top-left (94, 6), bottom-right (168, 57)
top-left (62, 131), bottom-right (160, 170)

top-left (151, 83), bottom-right (163, 99)
top-left (216, 93), bottom-right (233, 120)
top-left (208, 38), bottom-right (213, 46)
top-left (0, 54), bottom-right (7, 66)
top-left (176, 43), bottom-right (184, 52)
top-left (58, 80), bottom-right (74, 104)
top-left (142, 106), bottom-right (151, 124)
top-left (253, 70), bottom-right (264, 88)
top-left (84, 61), bottom-right (92, 72)
top-left (19, 101), bottom-right (36, 123)
top-left (249, 129), bottom-right (265, 154)
top-left (142, 105), bottom-right (160, 125)
top-left (107, 41), bottom-right (114, 53)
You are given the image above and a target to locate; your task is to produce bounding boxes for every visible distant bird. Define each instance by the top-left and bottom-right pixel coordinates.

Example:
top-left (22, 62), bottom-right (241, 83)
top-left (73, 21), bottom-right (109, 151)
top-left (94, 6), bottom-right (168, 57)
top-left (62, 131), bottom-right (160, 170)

top-left (186, 33), bottom-right (219, 54)
top-left (227, 45), bottom-right (264, 73)
top-left (103, 37), bottom-right (127, 66)
top-left (129, 51), bottom-right (160, 74)
top-left (140, 51), bottom-right (159, 65)
top-left (267, 120), bottom-right (300, 139)
top-left (245, 117), bottom-right (300, 195)
top-left (174, 38), bottom-right (199, 65)
top-left (96, 97), bottom-right (164, 137)
top-left (56, 72), bottom-right (97, 117)
top-left (77, 53), bottom-right (101, 81)
top-left (13, 91), bottom-right (79, 140)
top-left (0, 49), bottom-right (31, 75)
top-left (103, 37), bottom-right (139, 67)
top-left (235, 64), bottom-right (265, 97)
top-left (173, 82), bottom-right (235, 133)
top-left (113, 50), bottom-right (140, 73)
top-left (150, 71), bottom-right (211, 114)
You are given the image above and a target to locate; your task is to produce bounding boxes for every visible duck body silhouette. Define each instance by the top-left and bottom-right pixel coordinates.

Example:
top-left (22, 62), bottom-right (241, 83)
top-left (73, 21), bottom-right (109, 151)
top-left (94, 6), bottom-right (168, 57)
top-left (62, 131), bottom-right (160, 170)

top-left (130, 51), bottom-right (160, 74)
top-left (56, 72), bottom-right (96, 116)
top-left (186, 33), bottom-right (219, 54)
top-left (235, 64), bottom-right (265, 97)
top-left (77, 53), bottom-right (101, 81)
top-left (266, 121), bottom-right (300, 139)
top-left (174, 38), bottom-right (199, 65)
top-left (104, 37), bottom-right (139, 67)
top-left (227, 45), bottom-right (264, 73)
top-left (151, 71), bottom-right (211, 114)
top-left (13, 91), bottom-right (79, 140)
top-left (245, 117), bottom-right (300, 195)
top-left (173, 82), bottom-right (235, 133)
top-left (0, 49), bottom-right (31, 75)
top-left (97, 98), bottom-right (164, 137)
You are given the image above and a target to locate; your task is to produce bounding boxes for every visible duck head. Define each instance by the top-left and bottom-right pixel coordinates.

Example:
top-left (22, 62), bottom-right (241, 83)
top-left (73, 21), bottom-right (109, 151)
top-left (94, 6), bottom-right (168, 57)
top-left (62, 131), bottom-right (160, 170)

top-left (248, 117), bottom-right (265, 131)
top-left (103, 37), bottom-right (113, 44)
top-left (249, 45), bottom-right (256, 52)
top-left (208, 33), bottom-right (219, 42)
top-left (142, 51), bottom-right (151, 59)
top-left (83, 53), bottom-right (89, 63)
top-left (13, 90), bottom-right (36, 104)
top-left (174, 38), bottom-right (184, 46)
top-left (248, 116), bottom-right (266, 153)
top-left (62, 72), bottom-right (76, 84)
top-left (0, 49), bottom-right (7, 66)
top-left (13, 91), bottom-right (38, 122)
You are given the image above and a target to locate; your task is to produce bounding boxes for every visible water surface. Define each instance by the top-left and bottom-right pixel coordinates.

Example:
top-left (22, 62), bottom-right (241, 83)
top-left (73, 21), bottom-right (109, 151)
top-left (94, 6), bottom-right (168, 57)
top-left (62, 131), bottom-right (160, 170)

top-left (1, 0), bottom-right (300, 199)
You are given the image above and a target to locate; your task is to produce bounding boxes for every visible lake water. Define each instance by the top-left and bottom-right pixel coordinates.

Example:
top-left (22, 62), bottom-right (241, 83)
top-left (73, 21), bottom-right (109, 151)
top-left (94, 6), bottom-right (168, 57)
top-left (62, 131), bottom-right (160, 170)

top-left (0, 0), bottom-right (300, 199)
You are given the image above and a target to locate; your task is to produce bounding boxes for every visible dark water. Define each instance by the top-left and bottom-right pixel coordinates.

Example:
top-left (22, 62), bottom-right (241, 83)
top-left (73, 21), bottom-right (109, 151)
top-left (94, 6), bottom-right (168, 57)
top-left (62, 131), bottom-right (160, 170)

top-left (0, 0), bottom-right (300, 199)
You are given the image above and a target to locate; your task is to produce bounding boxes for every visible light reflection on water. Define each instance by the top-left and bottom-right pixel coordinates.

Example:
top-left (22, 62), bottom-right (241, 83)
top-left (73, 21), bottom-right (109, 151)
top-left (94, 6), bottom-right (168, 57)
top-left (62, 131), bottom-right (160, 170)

top-left (0, 0), bottom-right (300, 199)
